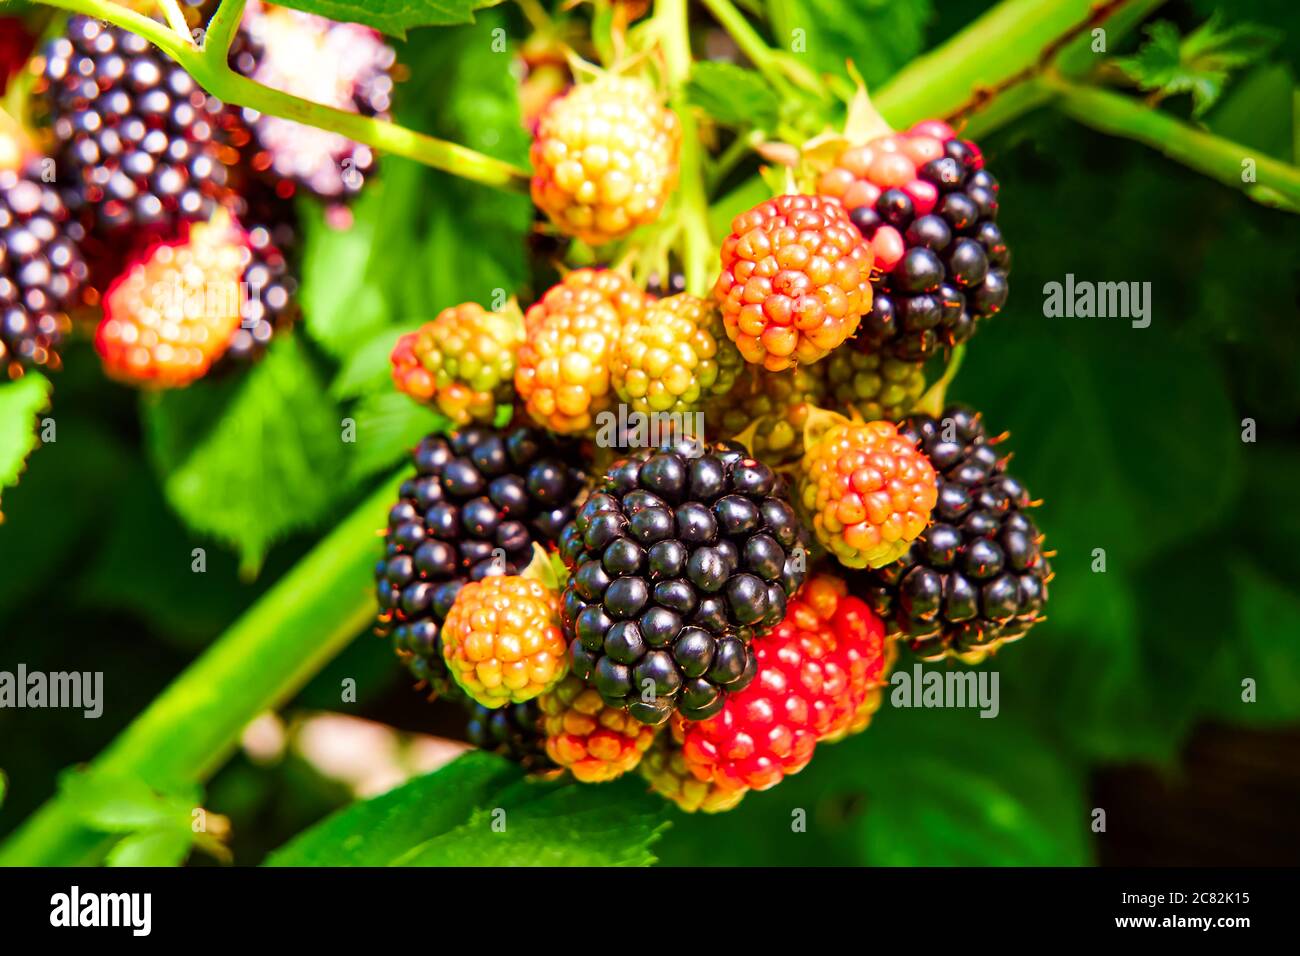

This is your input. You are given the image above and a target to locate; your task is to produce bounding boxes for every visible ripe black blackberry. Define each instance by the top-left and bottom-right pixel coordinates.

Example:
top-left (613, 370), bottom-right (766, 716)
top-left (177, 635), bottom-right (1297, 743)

top-left (39, 17), bottom-right (236, 256)
top-left (645, 271), bottom-right (686, 298)
top-left (0, 161), bottom-right (88, 374)
top-left (465, 699), bottom-right (552, 771)
top-left (559, 440), bottom-right (807, 725)
top-left (375, 425), bottom-right (586, 695)
top-left (850, 139), bottom-right (1010, 362)
top-left (222, 220), bottom-right (297, 363)
top-left (858, 406), bottom-right (1050, 662)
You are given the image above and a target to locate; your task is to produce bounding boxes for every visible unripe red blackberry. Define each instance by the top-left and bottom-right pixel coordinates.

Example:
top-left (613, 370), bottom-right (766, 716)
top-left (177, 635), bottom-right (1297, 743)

top-left (530, 76), bottom-right (680, 245)
top-left (376, 425), bottom-right (586, 695)
top-left (94, 212), bottom-right (248, 388)
top-left (820, 123), bottom-right (1010, 361)
top-left (230, 0), bottom-right (395, 200)
top-left (714, 194), bottom-right (873, 371)
top-left (559, 440), bottom-right (808, 725)
top-left (39, 17), bottom-right (236, 250)
top-left (857, 407), bottom-right (1051, 662)
top-left (0, 157), bottom-right (87, 375)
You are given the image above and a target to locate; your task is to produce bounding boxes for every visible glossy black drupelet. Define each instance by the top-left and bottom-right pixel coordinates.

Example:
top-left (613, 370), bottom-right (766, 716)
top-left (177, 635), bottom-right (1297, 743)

top-left (0, 164), bottom-right (87, 373)
top-left (375, 426), bottom-right (586, 695)
top-left (559, 441), bottom-right (807, 725)
top-left (852, 139), bottom-right (1011, 362)
top-left (40, 17), bottom-right (235, 247)
top-left (465, 699), bottom-right (552, 771)
top-left (221, 221), bottom-right (298, 363)
top-left (858, 407), bottom-right (1050, 661)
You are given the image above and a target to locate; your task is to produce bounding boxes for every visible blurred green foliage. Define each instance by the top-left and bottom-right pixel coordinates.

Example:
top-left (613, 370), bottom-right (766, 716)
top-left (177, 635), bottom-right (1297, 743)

top-left (2, 0), bottom-right (1299, 866)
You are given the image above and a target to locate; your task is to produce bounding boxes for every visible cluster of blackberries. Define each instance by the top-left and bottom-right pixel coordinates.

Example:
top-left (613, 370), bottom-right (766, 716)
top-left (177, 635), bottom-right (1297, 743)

top-left (851, 140), bottom-right (1010, 362)
top-left (40, 18), bottom-right (236, 253)
top-left (858, 407), bottom-right (1050, 661)
top-left (558, 441), bottom-right (806, 725)
top-left (375, 426), bottom-right (585, 692)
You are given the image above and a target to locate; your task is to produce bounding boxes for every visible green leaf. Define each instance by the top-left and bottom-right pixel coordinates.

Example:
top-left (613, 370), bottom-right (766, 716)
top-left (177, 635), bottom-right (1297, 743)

top-left (0, 770), bottom-right (7, 810)
top-left (297, 196), bottom-right (394, 360)
top-left (266, 752), bottom-right (523, 866)
top-left (345, 391), bottom-right (448, 485)
top-left (1116, 15), bottom-right (1282, 117)
top-left (105, 828), bottom-right (192, 868)
top-left (272, 0), bottom-right (506, 38)
top-left (687, 62), bottom-right (781, 130)
top-left (268, 752), bottom-right (668, 866)
top-left (331, 320), bottom-right (424, 400)
top-left (143, 336), bottom-right (350, 575)
top-left (768, 0), bottom-right (934, 88)
top-left (296, 14), bottom-right (531, 361)
top-left (1219, 558), bottom-right (1300, 724)
top-left (0, 372), bottom-right (51, 495)
top-left (399, 777), bottom-right (668, 866)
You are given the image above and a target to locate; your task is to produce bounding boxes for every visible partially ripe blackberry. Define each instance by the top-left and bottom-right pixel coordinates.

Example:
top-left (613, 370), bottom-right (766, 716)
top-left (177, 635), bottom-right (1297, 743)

top-left (376, 425), bottom-right (586, 695)
top-left (465, 699), bottom-right (553, 772)
top-left (858, 406), bottom-right (1051, 662)
top-left (820, 122), bottom-right (1010, 361)
top-left (559, 440), bottom-right (808, 725)
top-left (0, 161), bottom-right (87, 374)
top-left (40, 17), bottom-right (236, 250)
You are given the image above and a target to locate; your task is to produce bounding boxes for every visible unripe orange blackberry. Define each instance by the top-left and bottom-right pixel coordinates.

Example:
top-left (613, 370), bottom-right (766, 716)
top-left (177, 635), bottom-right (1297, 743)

top-left (799, 417), bottom-right (937, 569)
top-left (640, 720), bottom-right (747, 813)
top-left (539, 674), bottom-right (657, 782)
top-left (612, 292), bottom-right (742, 415)
top-left (390, 303), bottom-right (523, 426)
top-left (440, 575), bottom-right (568, 708)
top-left (530, 76), bottom-right (680, 245)
top-left (515, 268), bottom-right (648, 434)
top-left (95, 212), bottom-right (247, 388)
top-left (713, 194), bottom-right (873, 371)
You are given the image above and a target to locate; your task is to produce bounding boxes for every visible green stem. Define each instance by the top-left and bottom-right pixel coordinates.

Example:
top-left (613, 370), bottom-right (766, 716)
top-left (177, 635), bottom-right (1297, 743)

top-left (31, 0), bottom-right (530, 193)
top-left (876, 0), bottom-right (1145, 126)
top-left (1045, 75), bottom-right (1300, 213)
top-left (658, 0), bottom-right (714, 296)
top-left (0, 475), bottom-right (403, 867)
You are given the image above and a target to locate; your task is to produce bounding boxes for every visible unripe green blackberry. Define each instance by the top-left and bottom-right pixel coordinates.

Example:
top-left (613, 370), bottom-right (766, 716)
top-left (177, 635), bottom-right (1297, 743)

top-left (612, 293), bottom-right (743, 416)
top-left (704, 364), bottom-right (827, 465)
top-left (391, 303), bottom-right (524, 426)
top-left (820, 348), bottom-right (925, 422)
